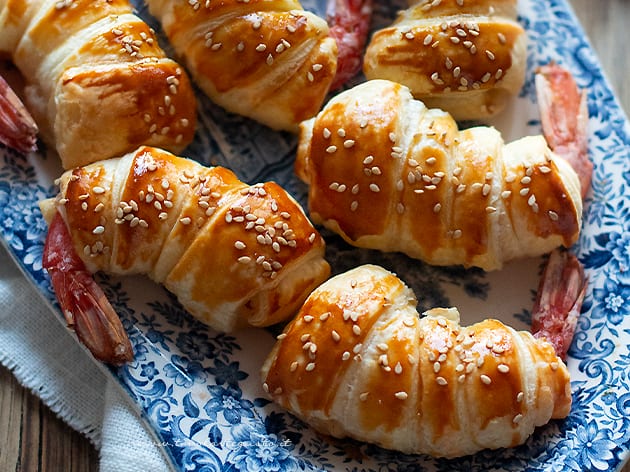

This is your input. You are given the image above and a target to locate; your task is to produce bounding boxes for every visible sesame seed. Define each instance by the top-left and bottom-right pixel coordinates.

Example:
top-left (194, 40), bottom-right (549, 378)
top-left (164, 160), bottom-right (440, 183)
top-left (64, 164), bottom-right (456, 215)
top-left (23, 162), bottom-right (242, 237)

top-left (480, 374), bottom-right (492, 385)
top-left (513, 413), bottom-right (523, 424)
top-left (234, 240), bottom-right (246, 250)
top-left (497, 364), bottom-right (510, 373)
top-left (394, 391), bottom-right (408, 400)
top-left (436, 376), bottom-right (448, 386)
top-left (305, 362), bottom-right (315, 371)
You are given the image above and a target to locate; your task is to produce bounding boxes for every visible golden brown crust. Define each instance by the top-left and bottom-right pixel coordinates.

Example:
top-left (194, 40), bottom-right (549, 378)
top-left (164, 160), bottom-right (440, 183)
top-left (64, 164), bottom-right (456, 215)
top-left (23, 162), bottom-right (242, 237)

top-left (363, 0), bottom-right (526, 120)
top-left (44, 146), bottom-right (331, 332)
top-left (1, 0), bottom-right (197, 169)
top-left (296, 80), bottom-right (583, 271)
top-left (146, 0), bottom-right (337, 132)
top-left (261, 265), bottom-right (572, 458)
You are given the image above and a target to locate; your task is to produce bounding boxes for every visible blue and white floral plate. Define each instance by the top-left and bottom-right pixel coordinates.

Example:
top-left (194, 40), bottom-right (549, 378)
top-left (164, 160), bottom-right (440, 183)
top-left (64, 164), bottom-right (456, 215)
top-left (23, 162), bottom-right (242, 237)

top-left (1, 0), bottom-right (629, 470)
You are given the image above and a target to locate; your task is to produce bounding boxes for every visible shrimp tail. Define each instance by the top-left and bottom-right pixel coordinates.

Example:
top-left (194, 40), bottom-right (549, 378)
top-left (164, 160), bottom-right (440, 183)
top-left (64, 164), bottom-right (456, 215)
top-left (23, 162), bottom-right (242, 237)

top-left (327, 0), bottom-right (373, 90)
top-left (536, 63), bottom-right (592, 198)
top-left (0, 73), bottom-right (38, 155)
top-left (531, 249), bottom-right (587, 360)
top-left (43, 211), bottom-right (133, 365)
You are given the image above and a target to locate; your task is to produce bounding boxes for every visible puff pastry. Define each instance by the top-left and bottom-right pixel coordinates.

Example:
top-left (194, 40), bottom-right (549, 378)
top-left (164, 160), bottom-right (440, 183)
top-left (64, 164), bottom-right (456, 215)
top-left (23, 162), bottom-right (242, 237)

top-left (0, 0), bottom-right (197, 169)
top-left (363, 0), bottom-right (527, 120)
top-left (261, 264), bottom-right (572, 458)
top-left (39, 146), bottom-right (331, 332)
top-left (296, 79), bottom-right (583, 271)
top-left (145, 0), bottom-right (338, 132)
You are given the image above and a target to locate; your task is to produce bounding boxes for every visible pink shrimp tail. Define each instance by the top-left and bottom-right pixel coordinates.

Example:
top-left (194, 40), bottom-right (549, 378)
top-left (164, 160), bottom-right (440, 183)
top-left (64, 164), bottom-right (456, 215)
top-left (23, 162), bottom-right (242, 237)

top-left (0, 73), bottom-right (38, 154)
top-left (43, 211), bottom-right (133, 365)
top-left (327, 0), bottom-right (373, 90)
top-left (531, 249), bottom-right (587, 360)
top-left (536, 63), bottom-right (592, 198)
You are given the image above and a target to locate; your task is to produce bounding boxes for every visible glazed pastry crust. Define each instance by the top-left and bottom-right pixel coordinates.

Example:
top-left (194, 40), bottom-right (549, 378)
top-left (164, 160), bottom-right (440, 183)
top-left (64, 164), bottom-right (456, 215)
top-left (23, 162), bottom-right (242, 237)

top-left (261, 264), bottom-right (572, 458)
top-left (363, 0), bottom-right (527, 120)
top-left (296, 79), bottom-right (582, 271)
top-left (146, 0), bottom-right (338, 132)
top-left (0, 0), bottom-right (197, 169)
top-left (39, 146), bottom-right (331, 332)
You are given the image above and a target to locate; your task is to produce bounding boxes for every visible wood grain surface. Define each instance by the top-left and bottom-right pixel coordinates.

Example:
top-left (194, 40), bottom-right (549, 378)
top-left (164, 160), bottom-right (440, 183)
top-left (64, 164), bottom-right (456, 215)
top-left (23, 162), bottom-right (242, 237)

top-left (0, 0), bottom-right (628, 470)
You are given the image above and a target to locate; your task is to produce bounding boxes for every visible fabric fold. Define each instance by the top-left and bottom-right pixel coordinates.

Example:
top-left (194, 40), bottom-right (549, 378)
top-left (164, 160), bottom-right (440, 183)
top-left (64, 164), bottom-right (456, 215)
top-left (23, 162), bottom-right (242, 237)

top-left (0, 244), bottom-right (173, 471)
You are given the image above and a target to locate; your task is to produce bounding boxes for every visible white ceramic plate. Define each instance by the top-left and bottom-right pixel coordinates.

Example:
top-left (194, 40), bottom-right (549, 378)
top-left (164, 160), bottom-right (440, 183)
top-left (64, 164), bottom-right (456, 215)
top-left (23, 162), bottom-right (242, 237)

top-left (1, 0), bottom-right (629, 470)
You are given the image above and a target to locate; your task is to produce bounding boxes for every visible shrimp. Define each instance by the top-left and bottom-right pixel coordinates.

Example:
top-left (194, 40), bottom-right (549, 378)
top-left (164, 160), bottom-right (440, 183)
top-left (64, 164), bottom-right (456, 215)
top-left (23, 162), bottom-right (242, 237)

top-left (0, 72), bottom-right (38, 154)
top-left (42, 211), bottom-right (133, 365)
top-left (326, 0), bottom-right (373, 90)
top-left (531, 63), bottom-right (592, 359)
top-left (536, 63), bottom-right (592, 198)
top-left (531, 249), bottom-right (587, 360)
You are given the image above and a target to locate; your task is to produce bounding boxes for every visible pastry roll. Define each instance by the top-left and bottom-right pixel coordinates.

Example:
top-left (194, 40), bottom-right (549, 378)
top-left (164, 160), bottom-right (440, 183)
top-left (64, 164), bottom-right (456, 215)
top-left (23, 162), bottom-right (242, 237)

top-left (145, 0), bottom-right (338, 132)
top-left (261, 264), bottom-right (572, 458)
top-left (363, 0), bottom-right (527, 120)
top-left (40, 146), bottom-right (331, 332)
top-left (296, 79), bottom-right (583, 271)
top-left (0, 0), bottom-right (197, 169)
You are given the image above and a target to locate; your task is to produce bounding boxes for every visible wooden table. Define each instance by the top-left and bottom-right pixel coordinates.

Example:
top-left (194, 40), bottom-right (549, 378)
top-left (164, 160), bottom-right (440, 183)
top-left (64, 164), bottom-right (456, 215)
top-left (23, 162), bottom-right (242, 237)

top-left (1, 0), bottom-right (629, 470)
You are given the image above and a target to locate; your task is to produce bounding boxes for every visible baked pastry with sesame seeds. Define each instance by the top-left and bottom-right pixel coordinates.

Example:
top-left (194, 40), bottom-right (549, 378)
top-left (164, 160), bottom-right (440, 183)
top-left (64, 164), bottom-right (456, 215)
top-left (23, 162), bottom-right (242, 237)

top-left (0, 0), bottom-right (197, 169)
top-left (363, 0), bottom-right (527, 120)
top-left (296, 79), bottom-right (583, 271)
top-left (261, 264), bottom-right (572, 458)
top-left (39, 146), bottom-right (331, 333)
top-left (144, 0), bottom-right (338, 132)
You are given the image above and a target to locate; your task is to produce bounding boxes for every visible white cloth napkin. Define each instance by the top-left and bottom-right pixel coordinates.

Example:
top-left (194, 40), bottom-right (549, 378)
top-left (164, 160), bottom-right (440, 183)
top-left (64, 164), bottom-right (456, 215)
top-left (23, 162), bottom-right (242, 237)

top-left (0, 243), bottom-right (174, 471)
